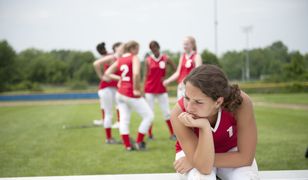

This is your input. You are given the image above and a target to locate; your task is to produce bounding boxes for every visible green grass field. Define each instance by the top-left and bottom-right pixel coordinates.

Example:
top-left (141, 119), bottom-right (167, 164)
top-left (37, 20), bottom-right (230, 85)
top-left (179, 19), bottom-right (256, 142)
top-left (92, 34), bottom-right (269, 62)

top-left (251, 93), bottom-right (308, 105)
top-left (0, 93), bottom-right (308, 177)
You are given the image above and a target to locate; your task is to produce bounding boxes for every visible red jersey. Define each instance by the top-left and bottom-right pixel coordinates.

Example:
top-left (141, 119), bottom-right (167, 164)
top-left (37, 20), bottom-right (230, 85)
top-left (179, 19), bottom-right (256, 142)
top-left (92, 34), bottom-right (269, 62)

top-left (117, 54), bottom-right (139, 98)
top-left (144, 54), bottom-right (168, 94)
top-left (177, 52), bottom-right (197, 83)
top-left (98, 63), bottom-right (118, 90)
top-left (175, 97), bottom-right (238, 153)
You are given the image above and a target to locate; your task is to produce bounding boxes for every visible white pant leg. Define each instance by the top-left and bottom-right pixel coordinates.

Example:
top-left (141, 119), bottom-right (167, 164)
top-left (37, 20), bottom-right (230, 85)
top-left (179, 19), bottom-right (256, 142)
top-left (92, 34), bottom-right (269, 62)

top-left (217, 147), bottom-right (259, 180)
top-left (98, 88), bottom-right (117, 128)
top-left (145, 93), bottom-right (155, 111)
top-left (157, 93), bottom-right (171, 120)
top-left (128, 97), bottom-right (154, 134)
top-left (177, 82), bottom-right (185, 100)
top-left (116, 93), bottom-right (132, 135)
top-left (175, 151), bottom-right (217, 180)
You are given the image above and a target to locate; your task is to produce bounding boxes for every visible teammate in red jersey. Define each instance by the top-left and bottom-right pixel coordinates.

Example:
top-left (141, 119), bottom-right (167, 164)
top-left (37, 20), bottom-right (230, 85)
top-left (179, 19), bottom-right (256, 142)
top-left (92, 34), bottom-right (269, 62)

top-left (163, 36), bottom-right (202, 99)
top-left (144, 41), bottom-right (176, 140)
top-left (93, 42), bottom-right (122, 144)
top-left (171, 65), bottom-right (259, 179)
top-left (105, 41), bottom-right (153, 151)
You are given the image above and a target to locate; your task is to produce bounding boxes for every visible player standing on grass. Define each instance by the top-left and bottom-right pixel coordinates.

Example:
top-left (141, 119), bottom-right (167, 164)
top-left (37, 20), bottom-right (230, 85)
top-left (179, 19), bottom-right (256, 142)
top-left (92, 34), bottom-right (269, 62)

top-left (172, 65), bottom-right (259, 179)
top-left (163, 36), bottom-right (202, 100)
top-left (93, 42), bottom-right (122, 144)
top-left (144, 40), bottom-right (176, 140)
top-left (105, 41), bottom-right (154, 151)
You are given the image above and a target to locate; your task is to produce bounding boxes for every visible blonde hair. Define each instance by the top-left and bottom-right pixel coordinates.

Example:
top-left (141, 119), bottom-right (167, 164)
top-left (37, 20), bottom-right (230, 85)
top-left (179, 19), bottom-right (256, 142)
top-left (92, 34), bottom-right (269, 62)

top-left (186, 36), bottom-right (197, 51)
top-left (124, 40), bottom-right (139, 53)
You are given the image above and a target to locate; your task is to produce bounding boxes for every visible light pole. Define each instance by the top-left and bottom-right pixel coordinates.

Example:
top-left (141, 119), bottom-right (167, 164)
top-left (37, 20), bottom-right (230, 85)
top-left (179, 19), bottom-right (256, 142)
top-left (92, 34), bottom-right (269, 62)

top-left (242, 26), bottom-right (253, 81)
top-left (214, 0), bottom-right (218, 55)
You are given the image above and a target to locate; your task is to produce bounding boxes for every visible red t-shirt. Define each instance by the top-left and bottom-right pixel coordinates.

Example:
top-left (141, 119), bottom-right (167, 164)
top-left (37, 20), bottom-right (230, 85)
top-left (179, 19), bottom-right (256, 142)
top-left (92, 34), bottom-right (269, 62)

top-left (144, 54), bottom-right (168, 94)
top-left (175, 97), bottom-right (238, 153)
top-left (117, 54), bottom-right (140, 98)
top-left (98, 63), bottom-right (118, 90)
top-left (177, 52), bottom-right (197, 83)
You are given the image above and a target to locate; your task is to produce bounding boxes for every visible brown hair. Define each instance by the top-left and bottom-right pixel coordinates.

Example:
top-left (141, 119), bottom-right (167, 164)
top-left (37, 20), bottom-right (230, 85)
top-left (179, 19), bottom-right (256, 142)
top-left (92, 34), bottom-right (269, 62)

top-left (186, 36), bottom-right (197, 51)
top-left (124, 41), bottom-right (139, 53)
top-left (112, 42), bottom-right (122, 52)
top-left (184, 64), bottom-right (243, 112)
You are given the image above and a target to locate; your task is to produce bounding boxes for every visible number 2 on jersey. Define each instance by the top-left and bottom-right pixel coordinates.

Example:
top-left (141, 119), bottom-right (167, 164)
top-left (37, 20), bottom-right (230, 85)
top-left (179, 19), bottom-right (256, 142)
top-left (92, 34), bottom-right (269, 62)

top-left (120, 64), bottom-right (130, 81)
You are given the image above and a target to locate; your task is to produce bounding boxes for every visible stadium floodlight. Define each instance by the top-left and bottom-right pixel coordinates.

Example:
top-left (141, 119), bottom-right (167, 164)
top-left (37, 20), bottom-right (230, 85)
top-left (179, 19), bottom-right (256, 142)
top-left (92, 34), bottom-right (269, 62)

top-left (242, 25), bottom-right (253, 81)
top-left (214, 0), bottom-right (218, 56)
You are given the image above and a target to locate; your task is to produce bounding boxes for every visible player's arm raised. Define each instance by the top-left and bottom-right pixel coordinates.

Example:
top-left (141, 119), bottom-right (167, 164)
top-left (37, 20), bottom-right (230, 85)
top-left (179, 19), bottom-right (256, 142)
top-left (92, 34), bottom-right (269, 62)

top-left (163, 54), bottom-right (183, 86)
top-left (104, 61), bottom-right (120, 81)
top-left (93, 54), bottom-right (116, 80)
top-left (214, 92), bottom-right (257, 168)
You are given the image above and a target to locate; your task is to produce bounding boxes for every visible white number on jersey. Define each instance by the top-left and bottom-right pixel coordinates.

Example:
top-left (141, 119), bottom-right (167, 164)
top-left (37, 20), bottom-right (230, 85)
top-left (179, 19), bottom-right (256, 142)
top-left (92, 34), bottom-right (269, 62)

top-left (185, 59), bottom-right (192, 68)
top-left (227, 126), bottom-right (233, 137)
top-left (120, 64), bottom-right (130, 81)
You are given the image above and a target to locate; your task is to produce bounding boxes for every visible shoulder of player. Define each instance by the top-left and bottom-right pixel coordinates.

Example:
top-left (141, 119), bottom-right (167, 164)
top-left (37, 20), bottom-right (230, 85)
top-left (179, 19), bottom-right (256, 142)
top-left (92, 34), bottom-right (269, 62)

top-left (233, 91), bottom-right (254, 122)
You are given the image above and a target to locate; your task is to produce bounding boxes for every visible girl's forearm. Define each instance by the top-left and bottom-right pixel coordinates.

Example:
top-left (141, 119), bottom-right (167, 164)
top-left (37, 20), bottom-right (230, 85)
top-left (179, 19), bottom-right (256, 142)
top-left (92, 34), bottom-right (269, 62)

top-left (214, 151), bottom-right (254, 168)
top-left (193, 125), bottom-right (214, 174)
top-left (108, 74), bottom-right (120, 81)
top-left (165, 71), bottom-right (179, 85)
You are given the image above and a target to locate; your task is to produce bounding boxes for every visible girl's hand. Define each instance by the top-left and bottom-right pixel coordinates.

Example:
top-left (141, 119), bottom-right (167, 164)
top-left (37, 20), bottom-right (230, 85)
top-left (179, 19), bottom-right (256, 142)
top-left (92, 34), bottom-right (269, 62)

top-left (133, 90), bottom-right (141, 96)
top-left (163, 80), bottom-right (168, 87)
top-left (102, 75), bottom-right (111, 82)
top-left (174, 157), bottom-right (193, 174)
top-left (177, 112), bottom-right (210, 129)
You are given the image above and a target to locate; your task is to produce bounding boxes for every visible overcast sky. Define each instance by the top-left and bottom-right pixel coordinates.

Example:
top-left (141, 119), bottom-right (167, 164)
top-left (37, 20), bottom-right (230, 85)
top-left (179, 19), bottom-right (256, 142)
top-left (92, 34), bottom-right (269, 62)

top-left (0, 0), bottom-right (307, 58)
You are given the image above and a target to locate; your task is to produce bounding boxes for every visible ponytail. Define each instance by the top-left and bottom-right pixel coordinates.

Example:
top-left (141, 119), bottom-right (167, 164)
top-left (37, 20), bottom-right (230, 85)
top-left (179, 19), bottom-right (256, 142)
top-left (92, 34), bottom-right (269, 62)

top-left (96, 42), bottom-right (107, 55)
top-left (222, 84), bottom-right (243, 112)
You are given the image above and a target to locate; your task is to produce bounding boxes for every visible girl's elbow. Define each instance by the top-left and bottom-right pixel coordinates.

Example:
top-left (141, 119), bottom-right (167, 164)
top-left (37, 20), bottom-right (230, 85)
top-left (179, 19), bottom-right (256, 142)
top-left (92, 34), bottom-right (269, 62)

top-left (196, 165), bottom-right (213, 175)
top-left (243, 156), bottom-right (254, 166)
top-left (193, 160), bottom-right (214, 175)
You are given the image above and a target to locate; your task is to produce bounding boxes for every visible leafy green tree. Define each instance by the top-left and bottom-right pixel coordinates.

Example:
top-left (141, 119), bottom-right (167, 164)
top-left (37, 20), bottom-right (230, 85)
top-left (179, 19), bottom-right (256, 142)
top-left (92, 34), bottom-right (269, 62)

top-left (0, 40), bottom-right (16, 91)
top-left (284, 51), bottom-right (306, 80)
top-left (200, 49), bottom-right (221, 67)
top-left (220, 51), bottom-right (245, 80)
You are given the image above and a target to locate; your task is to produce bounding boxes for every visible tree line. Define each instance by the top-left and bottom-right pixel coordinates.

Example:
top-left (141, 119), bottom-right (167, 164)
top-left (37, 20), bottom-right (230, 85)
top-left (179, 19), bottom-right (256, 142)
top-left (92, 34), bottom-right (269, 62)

top-left (0, 40), bottom-right (307, 92)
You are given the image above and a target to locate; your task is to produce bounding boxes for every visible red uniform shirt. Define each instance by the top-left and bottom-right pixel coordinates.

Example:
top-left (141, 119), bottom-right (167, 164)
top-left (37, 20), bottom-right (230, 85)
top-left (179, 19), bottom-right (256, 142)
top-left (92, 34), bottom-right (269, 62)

top-left (144, 54), bottom-right (168, 94)
top-left (177, 52), bottom-right (197, 83)
top-left (117, 54), bottom-right (139, 98)
top-left (175, 97), bottom-right (238, 153)
top-left (98, 63), bottom-right (118, 90)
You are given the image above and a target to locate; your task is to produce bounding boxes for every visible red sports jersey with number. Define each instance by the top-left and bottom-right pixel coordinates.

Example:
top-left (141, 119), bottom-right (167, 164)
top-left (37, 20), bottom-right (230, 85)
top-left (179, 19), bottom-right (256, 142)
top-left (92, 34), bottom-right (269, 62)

top-left (117, 54), bottom-right (139, 98)
top-left (175, 97), bottom-right (238, 153)
top-left (98, 62), bottom-right (118, 90)
top-left (177, 52), bottom-right (197, 83)
top-left (144, 54), bottom-right (168, 94)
